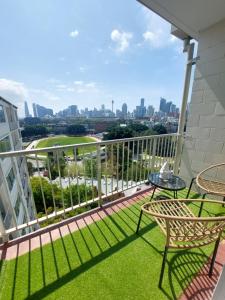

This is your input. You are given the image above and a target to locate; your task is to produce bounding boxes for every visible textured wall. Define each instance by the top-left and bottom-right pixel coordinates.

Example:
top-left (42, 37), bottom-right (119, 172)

top-left (180, 18), bottom-right (225, 187)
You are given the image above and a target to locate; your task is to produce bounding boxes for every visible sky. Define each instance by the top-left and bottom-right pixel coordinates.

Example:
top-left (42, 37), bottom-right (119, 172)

top-left (0, 0), bottom-right (187, 117)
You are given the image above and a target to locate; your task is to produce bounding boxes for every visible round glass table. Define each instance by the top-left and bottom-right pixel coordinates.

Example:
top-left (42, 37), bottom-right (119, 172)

top-left (149, 172), bottom-right (186, 200)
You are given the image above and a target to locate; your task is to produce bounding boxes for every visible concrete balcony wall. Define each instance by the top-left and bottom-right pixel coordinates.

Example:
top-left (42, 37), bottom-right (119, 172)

top-left (180, 18), bottom-right (225, 186)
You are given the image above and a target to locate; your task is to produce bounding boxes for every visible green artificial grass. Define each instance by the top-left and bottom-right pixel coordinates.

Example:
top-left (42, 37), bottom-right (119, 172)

top-left (0, 189), bottom-right (224, 300)
top-left (36, 136), bottom-right (96, 156)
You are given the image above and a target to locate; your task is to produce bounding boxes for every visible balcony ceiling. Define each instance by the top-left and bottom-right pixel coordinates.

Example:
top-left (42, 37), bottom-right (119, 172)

top-left (138, 0), bottom-right (225, 40)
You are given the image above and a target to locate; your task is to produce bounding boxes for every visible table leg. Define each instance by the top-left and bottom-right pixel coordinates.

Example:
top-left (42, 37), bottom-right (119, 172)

top-left (174, 191), bottom-right (177, 199)
top-left (150, 186), bottom-right (156, 201)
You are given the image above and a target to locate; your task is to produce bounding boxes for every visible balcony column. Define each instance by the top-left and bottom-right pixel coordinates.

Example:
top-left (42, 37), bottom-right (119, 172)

top-left (174, 38), bottom-right (195, 174)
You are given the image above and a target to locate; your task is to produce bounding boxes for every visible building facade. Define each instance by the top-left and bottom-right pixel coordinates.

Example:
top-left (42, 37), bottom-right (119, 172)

top-left (0, 97), bottom-right (36, 240)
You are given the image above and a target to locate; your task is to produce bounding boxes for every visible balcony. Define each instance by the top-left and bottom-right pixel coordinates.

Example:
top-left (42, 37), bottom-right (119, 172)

top-left (0, 133), bottom-right (225, 299)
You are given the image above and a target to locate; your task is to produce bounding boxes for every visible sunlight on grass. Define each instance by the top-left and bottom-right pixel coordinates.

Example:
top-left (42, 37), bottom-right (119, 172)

top-left (35, 135), bottom-right (96, 156)
top-left (0, 189), bottom-right (223, 300)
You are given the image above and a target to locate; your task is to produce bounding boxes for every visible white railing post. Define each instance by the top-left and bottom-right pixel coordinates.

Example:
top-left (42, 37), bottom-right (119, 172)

top-left (173, 134), bottom-right (183, 175)
top-left (97, 144), bottom-right (102, 206)
top-left (151, 137), bottom-right (157, 172)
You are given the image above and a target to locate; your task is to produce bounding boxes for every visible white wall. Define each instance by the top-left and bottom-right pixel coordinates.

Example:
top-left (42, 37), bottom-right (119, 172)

top-left (180, 18), bottom-right (225, 187)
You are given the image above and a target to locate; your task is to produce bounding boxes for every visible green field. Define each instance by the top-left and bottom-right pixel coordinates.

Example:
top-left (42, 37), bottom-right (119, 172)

top-left (36, 136), bottom-right (96, 156)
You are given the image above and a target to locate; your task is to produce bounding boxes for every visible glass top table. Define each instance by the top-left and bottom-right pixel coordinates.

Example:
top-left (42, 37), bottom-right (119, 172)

top-left (149, 172), bottom-right (186, 200)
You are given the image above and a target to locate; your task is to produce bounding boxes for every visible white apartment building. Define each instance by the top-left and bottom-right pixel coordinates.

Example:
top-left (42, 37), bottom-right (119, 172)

top-left (0, 96), bottom-right (36, 240)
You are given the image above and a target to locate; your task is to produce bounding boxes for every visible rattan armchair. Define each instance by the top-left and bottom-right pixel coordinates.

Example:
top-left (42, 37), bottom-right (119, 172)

top-left (136, 199), bottom-right (225, 288)
top-left (187, 163), bottom-right (225, 216)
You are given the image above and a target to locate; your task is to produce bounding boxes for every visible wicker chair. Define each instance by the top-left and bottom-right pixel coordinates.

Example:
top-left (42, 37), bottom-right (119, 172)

top-left (187, 163), bottom-right (225, 216)
top-left (136, 199), bottom-right (225, 288)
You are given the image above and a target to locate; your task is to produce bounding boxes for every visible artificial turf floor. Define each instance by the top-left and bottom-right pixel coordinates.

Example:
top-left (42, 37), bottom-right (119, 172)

top-left (0, 189), bottom-right (224, 300)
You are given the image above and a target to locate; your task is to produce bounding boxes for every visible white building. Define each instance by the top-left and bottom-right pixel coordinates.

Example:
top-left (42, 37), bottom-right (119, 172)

top-left (0, 97), bottom-right (36, 240)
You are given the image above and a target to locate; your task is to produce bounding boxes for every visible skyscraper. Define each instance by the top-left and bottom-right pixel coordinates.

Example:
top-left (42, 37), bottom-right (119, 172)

top-left (121, 103), bottom-right (127, 118)
top-left (24, 101), bottom-right (30, 118)
top-left (159, 98), bottom-right (166, 112)
top-left (36, 104), bottom-right (53, 118)
top-left (32, 103), bottom-right (37, 117)
top-left (134, 98), bottom-right (146, 119)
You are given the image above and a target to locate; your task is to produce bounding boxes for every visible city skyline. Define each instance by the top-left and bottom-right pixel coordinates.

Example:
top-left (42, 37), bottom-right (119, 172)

top-left (25, 96), bottom-right (179, 119)
top-left (0, 0), bottom-right (185, 117)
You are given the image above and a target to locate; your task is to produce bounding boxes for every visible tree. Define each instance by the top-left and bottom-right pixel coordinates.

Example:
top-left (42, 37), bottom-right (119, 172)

top-left (129, 123), bottom-right (148, 133)
top-left (64, 184), bottom-right (98, 207)
top-left (65, 162), bottom-right (82, 177)
top-left (46, 152), bottom-right (66, 180)
top-left (67, 124), bottom-right (86, 135)
top-left (31, 177), bottom-right (61, 212)
top-left (152, 124), bottom-right (167, 135)
top-left (103, 126), bottom-right (134, 140)
top-left (27, 161), bottom-right (34, 176)
top-left (21, 125), bottom-right (48, 137)
top-left (84, 159), bottom-right (98, 178)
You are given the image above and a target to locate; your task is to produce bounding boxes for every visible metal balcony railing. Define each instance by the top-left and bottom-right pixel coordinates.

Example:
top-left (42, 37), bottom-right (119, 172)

top-left (0, 133), bottom-right (179, 240)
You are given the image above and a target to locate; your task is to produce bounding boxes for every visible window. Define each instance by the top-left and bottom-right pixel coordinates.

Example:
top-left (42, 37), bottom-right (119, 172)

top-left (0, 105), bottom-right (5, 123)
top-left (14, 195), bottom-right (21, 217)
top-left (0, 136), bottom-right (11, 159)
top-left (6, 168), bottom-right (15, 191)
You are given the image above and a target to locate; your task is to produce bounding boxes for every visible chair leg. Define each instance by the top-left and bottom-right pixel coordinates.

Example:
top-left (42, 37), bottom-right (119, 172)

top-left (136, 210), bottom-right (143, 234)
top-left (158, 246), bottom-right (168, 288)
top-left (198, 194), bottom-right (206, 217)
top-left (186, 177), bottom-right (196, 198)
top-left (150, 186), bottom-right (156, 201)
top-left (222, 197), bottom-right (225, 208)
top-left (209, 237), bottom-right (220, 277)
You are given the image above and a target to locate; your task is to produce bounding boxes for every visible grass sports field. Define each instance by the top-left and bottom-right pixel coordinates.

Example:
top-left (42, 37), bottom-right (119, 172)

top-left (35, 135), bottom-right (97, 156)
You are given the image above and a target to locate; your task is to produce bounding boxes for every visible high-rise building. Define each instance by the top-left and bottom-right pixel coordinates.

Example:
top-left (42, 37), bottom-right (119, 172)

top-left (121, 103), bottom-right (128, 118)
top-left (32, 103), bottom-right (37, 117)
top-left (24, 101), bottom-right (31, 118)
top-left (147, 105), bottom-right (155, 117)
top-left (159, 98), bottom-right (167, 112)
top-left (36, 104), bottom-right (53, 118)
top-left (165, 101), bottom-right (172, 114)
top-left (134, 98), bottom-right (146, 119)
top-left (0, 97), bottom-right (37, 240)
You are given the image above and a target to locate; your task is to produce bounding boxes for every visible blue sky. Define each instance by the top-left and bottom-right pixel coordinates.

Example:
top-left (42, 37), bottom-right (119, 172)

top-left (0, 0), bottom-right (186, 116)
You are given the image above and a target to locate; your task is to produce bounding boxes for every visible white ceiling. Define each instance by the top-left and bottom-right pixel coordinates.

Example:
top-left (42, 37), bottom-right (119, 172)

top-left (138, 0), bottom-right (225, 40)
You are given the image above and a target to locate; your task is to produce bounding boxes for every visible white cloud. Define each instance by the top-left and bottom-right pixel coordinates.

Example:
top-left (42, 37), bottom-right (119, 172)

top-left (142, 7), bottom-right (180, 49)
top-left (0, 78), bottom-right (28, 116)
top-left (79, 66), bottom-right (86, 73)
top-left (74, 80), bottom-right (83, 85)
top-left (69, 30), bottom-right (79, 38)
top-left (85, 82), bottom-right (96, 88)
top-left (111, 29), bottom-right (133, 53)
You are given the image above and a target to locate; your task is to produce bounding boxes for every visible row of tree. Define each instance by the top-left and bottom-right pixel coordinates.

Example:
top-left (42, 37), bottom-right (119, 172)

top-left (22, 124), bottom-right (86, 138)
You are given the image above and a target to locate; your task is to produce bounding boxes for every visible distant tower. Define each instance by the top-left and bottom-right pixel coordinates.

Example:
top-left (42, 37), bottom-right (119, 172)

top-left (32, 103), bottom-right (37, 117)
top-left (112, 100), bottom-right (114, 113)
top-left (24, 101), bottom-right (30, 117)
top-left (122, 103), bottom-right (128, 118)
top-left (140, 98), bottom-right (145, 107)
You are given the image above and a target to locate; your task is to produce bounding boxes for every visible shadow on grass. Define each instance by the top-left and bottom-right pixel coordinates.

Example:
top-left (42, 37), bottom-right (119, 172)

top-left (8, 190), bottom-right (218, 300)
top-left (165, 251), bottom-right (220, 300)
top-left (24, 222), bottom-right (157, 300)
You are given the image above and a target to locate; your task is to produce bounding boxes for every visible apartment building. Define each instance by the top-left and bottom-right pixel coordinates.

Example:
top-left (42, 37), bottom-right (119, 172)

top-left (0, 96), bottom-right (36, 240)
